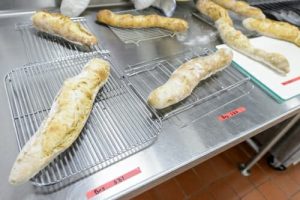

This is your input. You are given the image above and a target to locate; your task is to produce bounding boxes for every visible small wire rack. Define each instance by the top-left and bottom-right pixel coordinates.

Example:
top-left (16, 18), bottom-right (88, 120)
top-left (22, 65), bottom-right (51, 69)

top-left (192, 11), bottom-right (258, 37)
top-left (248, 0), bottom-right (299, 6)
top-left (124, 48), bottom-right (251, 120)
top-left (5, 52), bottom-right (161, 186)
top-left (107, 9), bottom-right (176, 45)
top-left (16, 17), bottom-right (110, 63)
top-left (254, 1), bottom-right (300, 26)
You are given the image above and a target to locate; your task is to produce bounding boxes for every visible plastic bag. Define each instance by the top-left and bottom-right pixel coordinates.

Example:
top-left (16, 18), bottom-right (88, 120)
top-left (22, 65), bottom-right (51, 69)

top-left (152, 0), bottom-right (176, 17)
top-left (132, 0), bottom-right (156, 9)
top-left (132, 0), bottom-right (176, 17)
top-left (60, 0), bottom-right (91, 17)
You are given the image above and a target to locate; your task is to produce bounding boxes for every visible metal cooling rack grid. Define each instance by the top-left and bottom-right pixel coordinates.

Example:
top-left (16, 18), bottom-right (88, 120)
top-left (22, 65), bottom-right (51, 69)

top-left (16, 17), bottom-right (110, 63)
top-left (107, 9), bottom-right (177, 45)
top-left (5, 52), bottom-right (161, 186)
top-left (192, 11), bottom-right (258, 37)
top-left (124, 48), bottom-right (251, 119)
top-left (249, 0), bottom-right (299, 6)
top-left (254, 1), bottom-right (300, 26)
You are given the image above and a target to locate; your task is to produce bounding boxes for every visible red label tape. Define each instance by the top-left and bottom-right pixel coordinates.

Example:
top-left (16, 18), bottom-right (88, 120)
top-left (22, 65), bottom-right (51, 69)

top-left (282, 76), bottom-right (300, 86)
top-left (218, 107), bottom-right (246, 121)
top-left (86, 167), bottom-right (141, 199)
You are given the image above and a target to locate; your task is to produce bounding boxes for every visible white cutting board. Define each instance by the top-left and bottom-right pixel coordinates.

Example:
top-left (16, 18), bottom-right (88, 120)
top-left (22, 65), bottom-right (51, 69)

top-left (218, 36), bottom-right (300, 101)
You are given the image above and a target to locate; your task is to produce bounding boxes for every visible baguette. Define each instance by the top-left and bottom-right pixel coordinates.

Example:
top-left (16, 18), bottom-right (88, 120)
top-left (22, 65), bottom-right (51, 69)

top-left (32, 11), bottom-right (98, 47)
top-left (232, 1), bottom-right (265, 19)
top-left (96, 9), bottom-right (189, 32)
top-left (196, 0), bottom-right (233, 26)
top-left (211, 0), bottom-right (265, 19)
top-left (216, 18), bottom-right (289, 75)
top-left (210, 0), bottom-right (236, 8)
top-left (147, 48), bottom-right (233, 109)
top-left (243, 18), bottom-right (300, 47)
top-left (9, 58), bottom-right (110, 185)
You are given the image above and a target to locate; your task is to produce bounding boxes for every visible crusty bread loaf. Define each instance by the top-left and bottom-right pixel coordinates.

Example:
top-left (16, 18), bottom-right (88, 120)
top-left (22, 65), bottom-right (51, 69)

top-left (243, 18), bottom-right (300, 47)
top-left (196, 0), bottom-right (233, 26)
top-left (210, 0), bottom-right (236, 9)
top-left (96, 9), bottom-right (189, 32)
top-left (232, 1), bottom-right (265, 19)
top-left (216, 18), bottom-right (289, 74)
top-left (211, 0), bottom-right (265, 19)
top-left (32, 11), bottom-right (98, 47)
top-left (9, 58), bottom-right (110, 185)
top-left (147, 48), bottom-right (233, 109)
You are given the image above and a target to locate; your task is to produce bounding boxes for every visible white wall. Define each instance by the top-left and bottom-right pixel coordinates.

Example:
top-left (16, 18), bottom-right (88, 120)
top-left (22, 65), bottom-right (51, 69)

top-left (0, 0), bottom-right (130, 11)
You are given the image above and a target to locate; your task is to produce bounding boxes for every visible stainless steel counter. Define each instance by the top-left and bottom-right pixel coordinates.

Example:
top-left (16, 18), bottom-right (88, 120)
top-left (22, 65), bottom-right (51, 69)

top-left (1, 4), bottom-right (300, 200)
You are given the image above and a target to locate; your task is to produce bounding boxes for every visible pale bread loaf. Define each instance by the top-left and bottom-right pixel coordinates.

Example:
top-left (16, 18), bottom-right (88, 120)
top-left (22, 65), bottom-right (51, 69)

top-left (211, 0), bottom-right (265, 19)
top-left (196, 0), bottom-right (233, 26)
top-left (96, 9), bottom-right (189, 32)
top-left (243, 18), bottom-right (300, 47)
top-left (32, 11), bottom-right (98, 47)
top-left (216, 18), bottom-right (289, 75)
top-left (147, 48), bottom-right (233, 109)
top-left (9, 58), bottom-right (110, 185)
top-left (210, 0), bottom-right (236, 9)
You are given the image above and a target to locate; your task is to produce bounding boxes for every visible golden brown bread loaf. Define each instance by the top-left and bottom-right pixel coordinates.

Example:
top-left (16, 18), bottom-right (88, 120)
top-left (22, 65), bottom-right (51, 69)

top-left (211, 0), bottom-right (265, 19)
top-left (216, 18), bottom-right (289, 75)
top-left (196, 0), bottom-right (233, 26)
top-left (32, 11), bottom-right (98, 47)
top-left (232, 1), bottom-right (265, 19)
top-left (96, 9), bottom-right (189, 32)
top-left (210, 0), bottom-right (236, 8)
top-left (243, 18), bottom-right (300, 47)
top-left (9, 58), bottom-right (110, 185)
top-left (147, 48), bottom-right (233, 109)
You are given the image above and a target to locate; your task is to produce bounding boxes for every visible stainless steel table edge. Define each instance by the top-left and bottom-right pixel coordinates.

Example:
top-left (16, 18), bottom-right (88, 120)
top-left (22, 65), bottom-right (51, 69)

top-left (109, 106), bottom-right (300, 199)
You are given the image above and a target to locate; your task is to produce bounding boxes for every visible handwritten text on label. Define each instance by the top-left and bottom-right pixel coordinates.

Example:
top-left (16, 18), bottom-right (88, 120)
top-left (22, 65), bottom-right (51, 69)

top-left (218, 107), bottom-right (246, 121)
top-left (86, 167), bottom-right (141, 199)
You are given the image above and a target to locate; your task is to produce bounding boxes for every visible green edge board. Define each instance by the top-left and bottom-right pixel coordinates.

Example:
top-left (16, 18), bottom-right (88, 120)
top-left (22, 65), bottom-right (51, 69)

top-left (231, 61), bottom-right (285, 103)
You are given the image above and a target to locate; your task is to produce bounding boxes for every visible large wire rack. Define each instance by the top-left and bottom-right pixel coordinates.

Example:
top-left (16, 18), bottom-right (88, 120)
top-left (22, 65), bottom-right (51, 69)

top-left (16, 17), bottom-right (110, 63)
top-left (107, 9), bottom-right (177, 45)
top-left (5, 52), bottom-right (161, 186)
top-left (124, 48), bottom-right (252, 119)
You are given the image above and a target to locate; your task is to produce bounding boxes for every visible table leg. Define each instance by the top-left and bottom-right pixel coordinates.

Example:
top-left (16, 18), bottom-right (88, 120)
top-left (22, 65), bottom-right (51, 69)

top-left (240, 112), bottom-right (300, 176)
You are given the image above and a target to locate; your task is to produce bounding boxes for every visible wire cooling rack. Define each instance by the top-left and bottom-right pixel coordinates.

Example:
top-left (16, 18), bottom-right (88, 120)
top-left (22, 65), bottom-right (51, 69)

top-left (192, 11), bottom-right (258, 37)
top-left (248, 0), bottom-right (299, 5)
top-left (107, 9), bottom-right (177, 45)
top-left (254, 1), bottom-right (300, 26)
top-left (5, 53), bottom-right (161, 186)
top-left (124, 48), bottom-right (251, 119)
top-left (16, 17), bottom-right (110, 63)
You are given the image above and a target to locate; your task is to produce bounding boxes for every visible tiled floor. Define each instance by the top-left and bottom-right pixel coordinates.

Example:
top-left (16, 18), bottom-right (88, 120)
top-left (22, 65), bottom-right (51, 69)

top-left (132, 142), bottom-right (300, 200)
